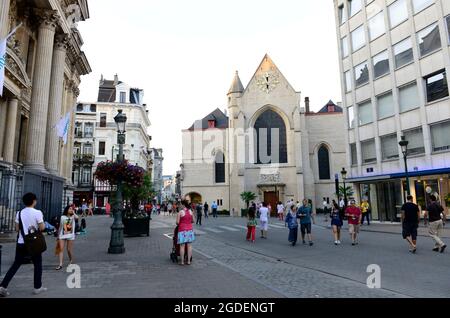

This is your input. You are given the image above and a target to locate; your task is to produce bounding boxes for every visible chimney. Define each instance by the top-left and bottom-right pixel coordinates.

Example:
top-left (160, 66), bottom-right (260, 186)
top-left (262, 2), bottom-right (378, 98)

top-left (114, 74), bottom-right (119, 86)
top-left (305, 97), bottom-right (310, 113)
top-left (99, 74), bottom-right (104, 85)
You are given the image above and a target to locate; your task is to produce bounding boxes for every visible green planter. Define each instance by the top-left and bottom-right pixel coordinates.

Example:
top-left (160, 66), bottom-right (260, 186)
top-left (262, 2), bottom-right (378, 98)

top-left (123, 217), bottom-right (150, 237)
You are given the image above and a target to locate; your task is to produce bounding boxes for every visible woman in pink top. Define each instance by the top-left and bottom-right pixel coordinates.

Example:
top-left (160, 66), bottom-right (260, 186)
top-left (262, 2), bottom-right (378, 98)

top-left (176, 198), bottom-right (196, 265)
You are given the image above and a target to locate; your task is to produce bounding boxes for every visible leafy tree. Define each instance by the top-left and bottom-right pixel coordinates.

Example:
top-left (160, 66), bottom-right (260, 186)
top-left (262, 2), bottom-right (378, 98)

top-left (240, 191), bottom-right (256, 210)
top-left (339, 186), bottom-right (354, 199)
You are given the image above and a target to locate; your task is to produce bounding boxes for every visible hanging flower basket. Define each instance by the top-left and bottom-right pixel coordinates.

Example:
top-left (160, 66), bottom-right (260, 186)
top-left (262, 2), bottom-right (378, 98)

top-left (94, 160), bottom-right (145, 188)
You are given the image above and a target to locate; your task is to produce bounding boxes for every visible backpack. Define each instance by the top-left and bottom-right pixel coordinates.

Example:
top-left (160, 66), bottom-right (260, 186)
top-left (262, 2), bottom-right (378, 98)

top-left (18, 211), bottom-right (47, 257)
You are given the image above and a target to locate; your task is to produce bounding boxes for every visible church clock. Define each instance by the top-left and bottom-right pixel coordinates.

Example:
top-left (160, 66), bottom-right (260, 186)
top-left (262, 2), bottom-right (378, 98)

top-left (256, 71), bottom-right (280, 94)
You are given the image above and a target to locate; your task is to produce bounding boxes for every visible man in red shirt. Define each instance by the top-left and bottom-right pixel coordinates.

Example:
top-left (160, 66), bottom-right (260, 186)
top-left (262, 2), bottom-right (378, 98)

top-left (345, 200), bottom-right (362, 246)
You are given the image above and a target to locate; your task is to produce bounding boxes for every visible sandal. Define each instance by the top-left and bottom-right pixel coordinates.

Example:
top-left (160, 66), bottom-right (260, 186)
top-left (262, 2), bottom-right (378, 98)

top-left (56, 266), bottom-right (63, 271)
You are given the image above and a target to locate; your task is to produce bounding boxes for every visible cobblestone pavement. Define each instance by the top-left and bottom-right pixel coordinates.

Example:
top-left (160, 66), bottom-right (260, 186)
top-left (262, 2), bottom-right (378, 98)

top-left (1, 214), bottom-right (449, 298)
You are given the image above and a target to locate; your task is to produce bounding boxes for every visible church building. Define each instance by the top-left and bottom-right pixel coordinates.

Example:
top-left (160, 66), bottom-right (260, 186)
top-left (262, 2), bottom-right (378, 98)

top-left (181, 55), bottom-right (347, 215)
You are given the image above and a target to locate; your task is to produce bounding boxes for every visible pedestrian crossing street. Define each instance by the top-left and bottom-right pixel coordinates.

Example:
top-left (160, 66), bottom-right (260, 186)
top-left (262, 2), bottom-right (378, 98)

top-left (151, 219), bottom-right (288, 235)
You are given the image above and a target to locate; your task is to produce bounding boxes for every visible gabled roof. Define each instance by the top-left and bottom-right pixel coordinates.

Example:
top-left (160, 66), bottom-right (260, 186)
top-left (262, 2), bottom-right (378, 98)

top-left (188, 108), bottom-right (229, 131)
top-left (317, 100), bottom-right (343, 113)
top-left (228, 71), bottom-right (244, 94)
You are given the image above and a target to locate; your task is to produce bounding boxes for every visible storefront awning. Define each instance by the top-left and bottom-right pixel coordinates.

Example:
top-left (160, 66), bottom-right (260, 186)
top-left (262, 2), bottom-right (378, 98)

top-left (347, 167), bottom-right (450, 183)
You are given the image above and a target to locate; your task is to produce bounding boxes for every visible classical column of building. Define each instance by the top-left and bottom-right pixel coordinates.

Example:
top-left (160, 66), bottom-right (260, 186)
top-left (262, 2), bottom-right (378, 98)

top-left (0, 0), bottom-right (10, 39)
top-left (0, 0), bottom-right (11, 159)
top-left (45, 34), bottom-right (68, 175)
top-left (0, 99), bottom-right (7, 159)
top-left (25, 9), bottom-right (58, 172)
top-left (66, 85), bottom-right (79, 181)
top-left (3, 98), bottom-right (19, 163)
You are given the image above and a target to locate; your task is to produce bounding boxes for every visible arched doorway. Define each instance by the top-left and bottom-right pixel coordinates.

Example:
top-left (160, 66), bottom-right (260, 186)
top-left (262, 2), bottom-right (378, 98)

top-left (187, 192), bottom-right (202, 204)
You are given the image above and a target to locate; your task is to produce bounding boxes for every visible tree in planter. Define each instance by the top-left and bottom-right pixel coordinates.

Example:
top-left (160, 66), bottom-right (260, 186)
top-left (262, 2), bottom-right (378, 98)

top-left (338, 186), bottom-right (355, 200)
top-left (445, 193), bottom-right (450, 208)
top-left (240, 191), bottom-right (256, 210)
top-left (123, 173), bottom-right (154, 218)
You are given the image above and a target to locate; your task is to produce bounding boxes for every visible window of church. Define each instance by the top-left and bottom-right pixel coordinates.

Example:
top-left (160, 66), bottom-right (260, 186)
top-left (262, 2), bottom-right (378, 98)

top-left (254, 110), bottom-right (288, 165)
top-left (318, 146), bottom-right (331, 180)
top-left (215, 151), bottom-right (225, 183)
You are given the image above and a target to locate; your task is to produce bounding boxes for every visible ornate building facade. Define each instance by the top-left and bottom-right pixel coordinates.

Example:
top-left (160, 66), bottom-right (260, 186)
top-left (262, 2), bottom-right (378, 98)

top-left (0, 0), bottom-right (91, 227)
top-left (181, 55), bottom-right (347, 215)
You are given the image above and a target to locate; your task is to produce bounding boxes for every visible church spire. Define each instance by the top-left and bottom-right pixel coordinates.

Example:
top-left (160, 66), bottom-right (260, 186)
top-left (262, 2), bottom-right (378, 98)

top-left (228, 71), bottom-right (244, 95)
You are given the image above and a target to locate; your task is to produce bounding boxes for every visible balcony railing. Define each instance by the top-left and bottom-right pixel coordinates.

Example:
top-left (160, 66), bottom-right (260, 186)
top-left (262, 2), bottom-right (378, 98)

top-left (73, 154), bottom-right (95, 163)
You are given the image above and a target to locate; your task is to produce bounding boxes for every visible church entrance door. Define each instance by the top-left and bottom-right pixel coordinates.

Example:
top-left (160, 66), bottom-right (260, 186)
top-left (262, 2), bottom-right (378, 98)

top-left (264, 191), bottom-right (278, 217)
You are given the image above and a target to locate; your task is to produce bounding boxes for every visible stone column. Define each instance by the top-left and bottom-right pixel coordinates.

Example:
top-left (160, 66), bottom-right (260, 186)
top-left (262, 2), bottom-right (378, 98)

top-left (25, 10), bottom-right (58, 172)
top-left (0, 0), bottom-right (10, 39)
top-left (45, 35), bottom-right (68, 175)
top-left (66, 85), bottom-right (79, 181)
top-left (0, 99), bottom-right (7, 158)
top-left (3, 97), bottom-right (18, 163)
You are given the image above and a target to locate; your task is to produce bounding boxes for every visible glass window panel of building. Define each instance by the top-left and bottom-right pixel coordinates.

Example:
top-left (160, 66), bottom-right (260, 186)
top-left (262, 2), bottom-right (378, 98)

top-left (431, 121), bottom-right (450, 152)
top-left (342, 36), bottom-right (349, 57)
top-left (412, 0), bottom-right (434, 14)
top-left (349, 0), bottom-right (362, 17)
top-left (399, 82), bottom-right (420, 112)
top-left (351, 25), bottom-right (366, 52)
top-left (354, 61), bottom-right (369, 87)
top-left (318, 146), bottom-right (331, 180)
top-left (254, 110), bottom-right (288, 164)
top-left (358, 101), bottom-right (373, 126)
top-left (403, 128), bottom-right (425, 155)
top-left (393, 38), bottom-right (413, 68)
top-left (84, 123), bottom-right (94, 138)
top-left (100, 113), bottom-right (107, 127)
top-left (339, 5), bottom-right (347, 24)
top-left (373, 50), bottom-right (390, 78)
top-left (348, 106), bottom-right (355, 128)
top-left (350, 143), bottom-right (358, 165)
top-left (368, 12), bottom-right (385, 41)
top-left (83, 143), bottom-right (93, 155)
top-left (447, 16), bottom-right (450, 43)
top-left (381, 134), bottom-right (399, 160)
top-left (389, 0), bottom-right (408, 28)
top-left (98, 141), bottom-right (106, 156)
top-left (417, 23), bottom-right (441, 57)
top-left (345, 71), bottom-right (352, 92)
top-left (361, 139), bottom-right (377, 164)
top-left (425, 70), bottom-right (449, 103)
top-left (377, 91), bottom-right (395, 119)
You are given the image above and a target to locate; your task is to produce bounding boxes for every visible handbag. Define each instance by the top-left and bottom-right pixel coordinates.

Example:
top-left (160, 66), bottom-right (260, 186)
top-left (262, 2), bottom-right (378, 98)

top-left (19, 211), bottom-right (47, 257)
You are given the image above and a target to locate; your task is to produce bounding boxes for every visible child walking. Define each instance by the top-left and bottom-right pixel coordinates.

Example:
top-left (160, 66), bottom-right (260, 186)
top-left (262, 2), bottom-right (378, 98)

top-left (246, 207), bottom-right (257, 243)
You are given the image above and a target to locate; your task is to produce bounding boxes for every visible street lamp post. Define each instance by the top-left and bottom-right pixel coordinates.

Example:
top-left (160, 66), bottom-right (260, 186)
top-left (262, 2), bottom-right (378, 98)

top-left (341, 168), bottom-right (348, 208)
top-left (108, 109), bottom-right (127, 254)
top-left (399, 136), bottom-right (410, 201)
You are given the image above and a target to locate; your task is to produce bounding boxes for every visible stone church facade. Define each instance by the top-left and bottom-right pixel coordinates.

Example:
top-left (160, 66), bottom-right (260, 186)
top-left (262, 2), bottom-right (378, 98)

top-left (181, 55), bottom-right (347, 215)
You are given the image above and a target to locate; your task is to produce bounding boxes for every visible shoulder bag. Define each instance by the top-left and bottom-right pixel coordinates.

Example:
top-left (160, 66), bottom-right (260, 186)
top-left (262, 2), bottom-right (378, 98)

top-left (19, 211), bottom-right (47, 256)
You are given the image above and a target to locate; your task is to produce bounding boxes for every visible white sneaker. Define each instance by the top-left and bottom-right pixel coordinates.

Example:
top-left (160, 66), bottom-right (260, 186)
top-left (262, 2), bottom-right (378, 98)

top-left (337, 240), bottom-right (342, 245)
top-left (0, 287), bottom-right (10, 297)
top-left (33, 287), bottom-right (48, 295)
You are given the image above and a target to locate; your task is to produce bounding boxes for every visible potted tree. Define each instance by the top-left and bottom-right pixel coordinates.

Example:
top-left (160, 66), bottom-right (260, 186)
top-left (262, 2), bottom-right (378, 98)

top-left (240, 191), bottom-right (256, 217)
top-left (122, 173), bottom-right (154, 237)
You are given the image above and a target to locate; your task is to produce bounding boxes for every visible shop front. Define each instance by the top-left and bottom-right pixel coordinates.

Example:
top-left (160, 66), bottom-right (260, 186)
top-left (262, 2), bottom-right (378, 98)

top-left (348, 169), bottom-right (450, 222)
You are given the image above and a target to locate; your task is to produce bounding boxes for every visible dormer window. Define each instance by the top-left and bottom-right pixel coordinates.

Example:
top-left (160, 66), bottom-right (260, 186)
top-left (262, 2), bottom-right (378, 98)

top-left (120, 92), bottom-right (126, 103)
top-left (208, 120), bottom-right (216, 128)
top-left (327, 105), bottom-right (335, 112)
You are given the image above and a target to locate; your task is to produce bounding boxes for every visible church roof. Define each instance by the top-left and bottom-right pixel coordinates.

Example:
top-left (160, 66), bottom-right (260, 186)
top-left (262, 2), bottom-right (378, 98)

top-left (188, 108), bottom-right (229, 131)
top-left (228, 71), bottom-right (244, 94)
top-left (317, 100), bottom-right (343, 113)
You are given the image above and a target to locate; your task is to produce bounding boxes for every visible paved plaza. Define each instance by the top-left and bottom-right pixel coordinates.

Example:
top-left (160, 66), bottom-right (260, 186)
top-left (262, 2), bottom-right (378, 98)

top-left (1, 214), bottom-right (450, 298)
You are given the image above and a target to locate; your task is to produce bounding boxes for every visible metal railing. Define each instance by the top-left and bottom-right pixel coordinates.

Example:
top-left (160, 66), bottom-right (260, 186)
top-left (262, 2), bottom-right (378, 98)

top-left (0, 164), bottom-right (24, 233)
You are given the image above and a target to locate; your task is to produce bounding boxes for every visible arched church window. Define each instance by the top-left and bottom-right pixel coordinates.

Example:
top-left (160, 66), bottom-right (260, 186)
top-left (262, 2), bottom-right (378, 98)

top-left (318, 145), bottom-right (331, 180)
top-left (254, 110), bottom-right (288, 164)
top-left (215, 151), bottom-right (225, 183)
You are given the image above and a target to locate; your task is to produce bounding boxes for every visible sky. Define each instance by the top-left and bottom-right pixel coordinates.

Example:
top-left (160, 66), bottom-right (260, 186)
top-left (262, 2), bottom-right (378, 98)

top-left (77, 0), bottom-right (342, 176)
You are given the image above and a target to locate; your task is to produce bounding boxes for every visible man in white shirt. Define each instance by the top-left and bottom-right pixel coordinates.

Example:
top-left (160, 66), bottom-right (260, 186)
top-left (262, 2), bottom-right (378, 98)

top-left (259, 202), bottom-right (270, 239)
top-left (0, 193), bottom-right (47, 298)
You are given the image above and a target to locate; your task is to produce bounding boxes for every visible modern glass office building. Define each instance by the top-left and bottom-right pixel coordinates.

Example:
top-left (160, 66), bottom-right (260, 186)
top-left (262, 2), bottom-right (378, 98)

top-left (333, 0), bottom-right (450, 221)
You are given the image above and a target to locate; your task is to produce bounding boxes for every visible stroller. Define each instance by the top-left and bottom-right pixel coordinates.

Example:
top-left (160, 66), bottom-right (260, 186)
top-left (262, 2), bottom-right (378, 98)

top-left (170, 225), bottom-right (193, 264)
